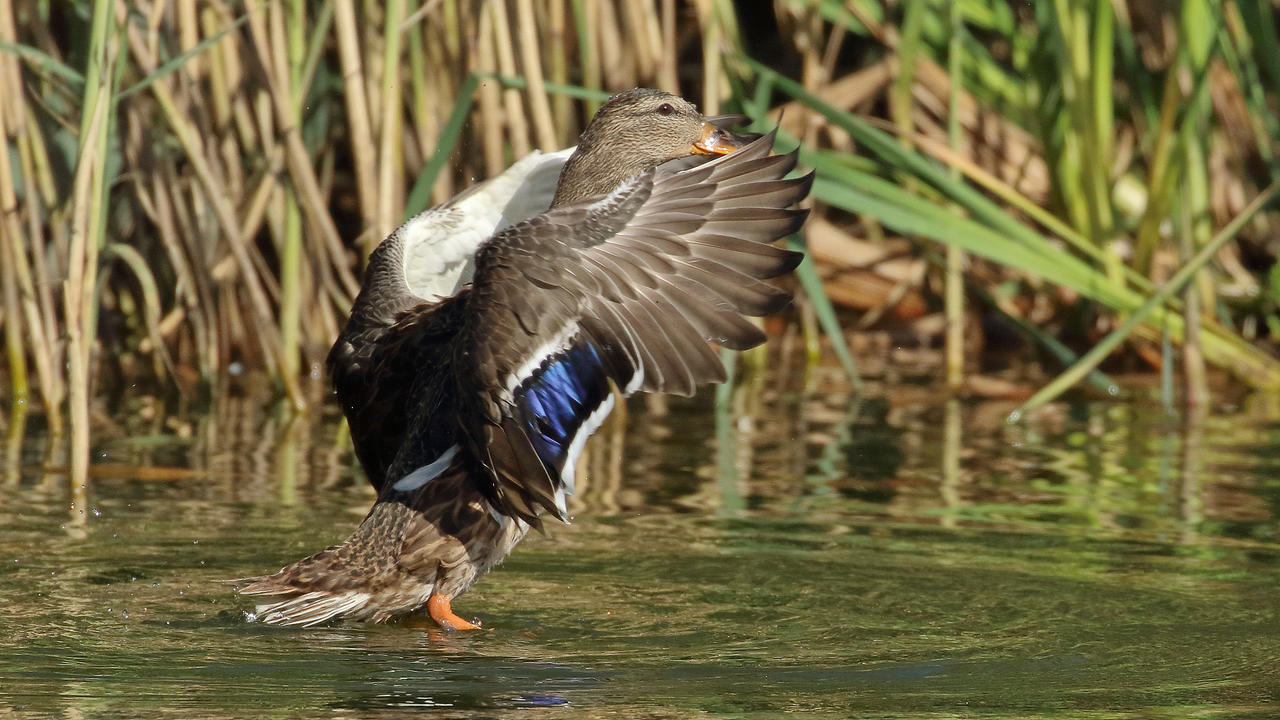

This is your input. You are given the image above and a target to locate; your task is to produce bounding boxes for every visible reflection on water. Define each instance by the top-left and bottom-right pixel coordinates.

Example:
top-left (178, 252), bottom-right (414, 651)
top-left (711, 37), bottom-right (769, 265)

top-left (2, 358), bottom-right (1280, 719)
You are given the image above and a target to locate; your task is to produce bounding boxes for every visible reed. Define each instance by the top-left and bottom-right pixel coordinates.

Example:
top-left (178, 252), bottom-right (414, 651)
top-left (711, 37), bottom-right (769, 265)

top-left (1, 0), bottom-right (1279, 464)
top-left (63, 0), bottom-right (116, 487)
top-left (943, 0), bottom-right (964, 392)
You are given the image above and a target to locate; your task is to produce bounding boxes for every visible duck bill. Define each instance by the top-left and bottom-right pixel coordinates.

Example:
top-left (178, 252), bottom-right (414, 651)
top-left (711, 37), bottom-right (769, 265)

top-left (692, 122), bottom-right (750, 155)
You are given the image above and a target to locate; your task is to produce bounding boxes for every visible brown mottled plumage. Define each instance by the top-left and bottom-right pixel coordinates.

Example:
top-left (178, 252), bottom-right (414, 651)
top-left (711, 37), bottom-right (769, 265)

top-left (242, 470), bottom-right (528, 626)
top-left (235, 89), bottom-right (812, 628)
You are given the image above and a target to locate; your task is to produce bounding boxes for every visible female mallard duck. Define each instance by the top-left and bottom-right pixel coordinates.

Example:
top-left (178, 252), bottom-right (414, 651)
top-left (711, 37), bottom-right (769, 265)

top-left (237, 88), bottom-right (812, 629)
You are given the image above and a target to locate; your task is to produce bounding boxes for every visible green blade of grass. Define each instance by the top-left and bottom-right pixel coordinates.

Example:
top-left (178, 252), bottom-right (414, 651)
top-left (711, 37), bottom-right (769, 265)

top-left (0, 40), bottom-right (85, 87)
top-left (808, 154), bottom-right (1103, 290)
top-left (484, 72), bottom-right (612, 102)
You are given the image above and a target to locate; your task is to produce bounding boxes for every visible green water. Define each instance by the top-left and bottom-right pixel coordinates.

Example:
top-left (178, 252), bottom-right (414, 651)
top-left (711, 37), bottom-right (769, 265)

top-left (2, 377), bottom-right (1279, 718)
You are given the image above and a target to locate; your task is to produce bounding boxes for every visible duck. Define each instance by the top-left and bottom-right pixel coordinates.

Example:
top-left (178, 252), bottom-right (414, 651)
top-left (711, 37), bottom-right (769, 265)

top-left (236, 88), bottom-right (813, 629)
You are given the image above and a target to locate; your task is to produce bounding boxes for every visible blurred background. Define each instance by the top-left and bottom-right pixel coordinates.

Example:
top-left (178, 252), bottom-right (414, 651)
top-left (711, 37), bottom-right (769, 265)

top-left (2, 0), bottom-right (1280, 474)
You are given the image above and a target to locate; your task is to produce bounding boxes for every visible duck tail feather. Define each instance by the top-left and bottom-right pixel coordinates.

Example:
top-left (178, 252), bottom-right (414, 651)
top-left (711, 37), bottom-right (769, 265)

top-left (243, 589), bottom-right (375, 627)
top-left (232, 542), bottom-right (414, 626)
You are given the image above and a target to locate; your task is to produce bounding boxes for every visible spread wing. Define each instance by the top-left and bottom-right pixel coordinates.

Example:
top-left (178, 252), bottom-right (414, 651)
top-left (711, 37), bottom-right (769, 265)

top-left (454, 131), bottom-right (811, 524)
top-left (330, 293), bottom-right (469, 491)
top-left (328, 149), bottom-right (570, 491)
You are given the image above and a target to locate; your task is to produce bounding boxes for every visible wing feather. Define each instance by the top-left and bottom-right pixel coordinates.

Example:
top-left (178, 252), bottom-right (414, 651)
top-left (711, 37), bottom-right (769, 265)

top-left (456, 130), bottom-right (811, 523)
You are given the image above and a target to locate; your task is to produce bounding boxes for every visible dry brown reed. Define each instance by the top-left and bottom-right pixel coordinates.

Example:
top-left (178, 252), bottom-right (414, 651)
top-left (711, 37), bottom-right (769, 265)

top-left (3, 1), bottom-right (1280, 485)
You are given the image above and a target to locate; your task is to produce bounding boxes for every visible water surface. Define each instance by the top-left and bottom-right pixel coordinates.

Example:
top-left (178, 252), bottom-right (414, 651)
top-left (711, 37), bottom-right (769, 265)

top-left (2, 367), bottom-right (1279, 718)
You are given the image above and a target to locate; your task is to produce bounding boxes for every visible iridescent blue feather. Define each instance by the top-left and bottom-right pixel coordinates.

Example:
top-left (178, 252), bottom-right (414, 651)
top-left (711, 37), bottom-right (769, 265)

top-left (515, 341), bottom-right (611, 478)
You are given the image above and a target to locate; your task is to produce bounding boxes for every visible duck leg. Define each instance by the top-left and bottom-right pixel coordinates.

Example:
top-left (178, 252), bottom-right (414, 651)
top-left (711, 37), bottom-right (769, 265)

top-left (427, 593), bottom-right (483, 630)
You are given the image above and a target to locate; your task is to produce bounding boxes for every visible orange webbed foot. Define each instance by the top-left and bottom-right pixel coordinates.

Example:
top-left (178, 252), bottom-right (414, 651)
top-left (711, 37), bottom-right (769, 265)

top-left (427, 593), bottom-right (485, 631)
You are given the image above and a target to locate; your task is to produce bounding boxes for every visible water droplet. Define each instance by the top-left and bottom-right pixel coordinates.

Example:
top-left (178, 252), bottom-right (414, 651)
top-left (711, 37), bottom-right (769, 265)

top-left (229, 361), bottom-right (245, 376)
top-left (192, 540), bottom-right (199, 544)
top-left (1006, 410), bottom-right (1022, 424)
top-left (91, 507), bottom-right (102, 517)
top-left (1107, 384), bottom-right (1119, 396)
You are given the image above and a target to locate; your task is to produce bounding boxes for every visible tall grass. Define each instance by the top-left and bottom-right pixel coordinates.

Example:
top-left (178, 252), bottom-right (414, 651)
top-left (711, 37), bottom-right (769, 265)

top-left (2, 1), bottom-right (1280, 484)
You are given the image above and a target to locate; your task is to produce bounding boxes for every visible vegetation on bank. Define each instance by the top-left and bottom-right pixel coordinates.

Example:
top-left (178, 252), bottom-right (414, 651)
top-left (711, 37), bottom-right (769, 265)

top-left (2, 1), bottom-right (1279, 481)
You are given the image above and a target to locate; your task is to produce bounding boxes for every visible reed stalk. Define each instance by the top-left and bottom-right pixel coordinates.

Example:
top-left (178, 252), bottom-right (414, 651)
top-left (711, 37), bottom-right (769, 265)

top-left (277, 0), bottom-right (306, 405)
top-left (489, 0), bottom-right (531, 158)
top-left (1181, 192), bottom-right (1208, 409)
top-left (890, 0), bottom-right (923, 142)
top-left (570, 0), bottom-right (601, 114)
top-left (659, 0), bottom-right (677, 91)
top-left (0, 64), bottom-right (26, 405)
top-left (334, 0), bottom-right (378, 251)
top-left (1180, 19), bottom-right (1215, 409)
top-left (406, 21), bottom-right (433, 179)
top-left (375, 0), bottom-right (405, 243)
top-left (1, 3), bottom-right (62, 428)
top-left (0, 234), bottom-right (25, 406)
top-left (515, 0), bottom-right (557, 151)
top-left (0, 10), bottom-right (20, 407)
top-left (547, 0), bottom-right (571, 140)
top-left (474, 9), bottom-right (504, 177)
top-left (697, 0), bottom-right (722, 114)
top-left (944, 0), bottom-right (964, 391)
top-left (64, 0), bottom-right (116, 486)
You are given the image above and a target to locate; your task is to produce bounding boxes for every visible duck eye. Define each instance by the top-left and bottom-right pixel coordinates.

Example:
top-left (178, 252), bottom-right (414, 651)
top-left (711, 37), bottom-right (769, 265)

top-left (657, 103), bottom-right (674, 116)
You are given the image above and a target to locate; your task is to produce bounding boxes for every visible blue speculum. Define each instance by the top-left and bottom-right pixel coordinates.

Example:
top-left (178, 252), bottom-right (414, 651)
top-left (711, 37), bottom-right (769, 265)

top-left (518, 341), bottom-right (610, 473)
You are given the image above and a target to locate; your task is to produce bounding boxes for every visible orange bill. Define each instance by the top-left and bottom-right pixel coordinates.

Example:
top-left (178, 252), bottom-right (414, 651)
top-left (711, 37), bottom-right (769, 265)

top-left (693, 122), bottom-right (751, 155)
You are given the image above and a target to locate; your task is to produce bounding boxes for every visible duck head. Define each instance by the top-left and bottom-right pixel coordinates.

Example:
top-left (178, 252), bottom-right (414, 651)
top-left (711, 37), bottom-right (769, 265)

top-left (551, 88), bottom-right (751, 206)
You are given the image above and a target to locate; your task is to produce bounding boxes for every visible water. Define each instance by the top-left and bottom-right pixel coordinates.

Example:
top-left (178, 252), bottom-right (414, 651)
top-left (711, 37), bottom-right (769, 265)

top-left (2, 367), bottom-right (1279, 718)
